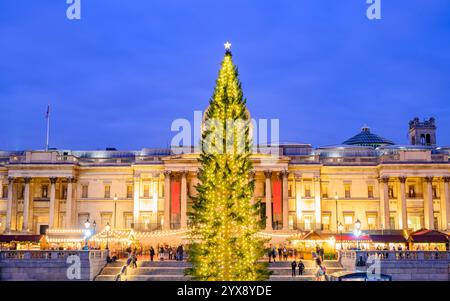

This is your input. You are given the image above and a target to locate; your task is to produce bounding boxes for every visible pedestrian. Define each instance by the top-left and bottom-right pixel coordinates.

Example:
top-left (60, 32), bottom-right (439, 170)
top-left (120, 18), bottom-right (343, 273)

top-left (298, 260), bottom-right (305, 275)
top-left (315, 257), bottom-right (327, 281)
top-left (283, 247), bottom-right (288, 261)
top-left (150, 246), bottom-right (155, 262)
top-left (132, 253), bottom-right (138, 269)
top-left (159, 246), bottom-right (164, 261)
top-left (272, 247), bottom-right (277, 262)
top-left (278, 247), bottom-right (283, 261)
top-left (291, 260), bottom-right (297, 277)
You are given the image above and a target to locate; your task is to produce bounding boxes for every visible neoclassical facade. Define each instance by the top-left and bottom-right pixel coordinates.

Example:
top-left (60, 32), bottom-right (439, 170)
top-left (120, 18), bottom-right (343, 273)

top-left (0, 118), bottom-right (449, 239)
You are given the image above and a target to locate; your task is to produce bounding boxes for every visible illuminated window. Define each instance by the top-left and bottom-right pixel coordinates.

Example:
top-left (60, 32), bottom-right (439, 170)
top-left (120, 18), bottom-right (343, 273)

top-left (61, 184), bottom-right (67, 199)
top-left (408, 185), bottom-right (416, 198)
top-left (126, 184), bottom-right (133, 199)
top-left (322, 184), bottom-right (329, 198)
top-left (2, 185), bottom-right (7, 198)
top-left (389, 216), bottom-right (395, 229)
top-left (101, 212), bottom-right (112, 228)
top-left (42, 185), bottom-right (49, 198)
top-left (322, 214), bottom-right (331, 230)
top-left (343, 213), bottom-right (354, 231)
top-left (144, 184), bottom-right (150, 198)
top-left (344, 184), bottom-right (351, 198)
top-left (124, 212), bottom-right (133, 228)
top-left (388, 185), bottom-right (394, 198)
top-left (303, 215), bottom-right (313, 230)
top-left (368, 185), bottom-right (374, 199)
top-left (78, 213), bottom-right (89, 227)
top-left (305, 185), bottom-right (311, 198)
top-left (432, 186), bottom-right (438, 199)
top-left (104, 185), bottom-right (111, 199)
top-left (81, 185), bottom-right (88, 198)
top-left (366, 213), bottom-right (377, 230)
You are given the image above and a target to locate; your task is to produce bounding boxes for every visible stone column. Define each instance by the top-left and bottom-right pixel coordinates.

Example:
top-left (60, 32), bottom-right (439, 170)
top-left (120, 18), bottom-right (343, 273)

top-left (441, 177), bottom-right (450, 231)
top-left (379, 177), bottom-right (390, 230)
top-left (314, 176), bottom-right (322, 230)
top-left (22, 177), bottom-right (31, 232)
top-left (424, 177), bottom-right (434, 230)
top-left (163, 171), bottom-right (171, 230)
top-left (66, 177), bottom-right (75, 229)
top-left (265, 170), bottom-right (272, 231)
top-left (49, 177), bottom-right (57, 229)
top-left (5, 177), bottom-right (14, 232)
top-left (133, 176), bottom-right (140, 225)
top-left (397, 176), bottom-right (407, 229)
top-left (282, 170), bottom-right (289, 230)
top-left (180, 171), bottom-right (188, 229)
top-left (294, 174), bottom-right (302, 228)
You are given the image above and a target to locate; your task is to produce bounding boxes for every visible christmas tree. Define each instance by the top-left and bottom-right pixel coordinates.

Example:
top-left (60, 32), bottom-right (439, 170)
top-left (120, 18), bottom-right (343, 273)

top-left (187, 43), bottom-right (269, 281)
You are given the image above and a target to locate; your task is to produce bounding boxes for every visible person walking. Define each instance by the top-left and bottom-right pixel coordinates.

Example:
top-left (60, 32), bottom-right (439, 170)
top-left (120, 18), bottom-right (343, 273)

top-left (132, 253), bottom-right (138, 269)
top-left (272, 247), bottom-right (277, 262)
top-left (150, 246), bottom-right (155, 262)
top-left (291, 260), bottom-right (297, 277)
top-left (298, 260), bottom-right (305, 276)
top-left (283, 247), bottom-right (288, 261)
top-left (278, 247), bottom-right (283, 261)
top-left (315, 257), bottom-right (327, 281)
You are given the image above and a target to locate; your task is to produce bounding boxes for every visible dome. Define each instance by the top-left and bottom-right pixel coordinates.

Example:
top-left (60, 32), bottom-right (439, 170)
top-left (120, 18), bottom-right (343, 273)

top-left (342, 126), bottom-right (395, 148)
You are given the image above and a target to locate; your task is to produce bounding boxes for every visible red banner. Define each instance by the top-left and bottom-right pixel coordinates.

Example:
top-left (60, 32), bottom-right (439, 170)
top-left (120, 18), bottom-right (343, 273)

top-left (272, 179), bottom-right (282, 215)
top-left (171, 180), bottom-right (181, 215)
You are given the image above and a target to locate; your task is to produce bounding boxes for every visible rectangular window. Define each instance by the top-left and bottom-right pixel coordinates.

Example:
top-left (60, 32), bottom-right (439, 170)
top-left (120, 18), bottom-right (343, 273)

top-left (101, 212), bottom-right (112, 229)
top-left (144, 184), bottom-right (150, 198)
top-left (367, 213), bottom-right (377, 230)
top-left (42, 185), bottom-right (48, 198)
top-left (368, 185), bottom-right (374, 199)
top-left (81, 185), bottom-right (88, 199)
top-left (104, 185), bottom-right (111, 199)
top-left (322, 214), bottom-right (331, 230)
top-left (288, 182), bottom-right (293, 198)
top-left (303, 215), bottom-right (313, 231)
top-left (408, 185), bottom-right (416, 198)
top-left (344, 184), bottom-right (351, 199)
top-left (388, 185), bottom-right (394, 198)
top-left (78, 213), bottom-right (89, 227)
top-left (343, 213), bottom-right (354, 231)
top-left (432, 186), bottom-right (438, 199)
top-left (304, 185), bottom-right (311, 198)
top-left (433, 216), bottom-right (439, 230)
top-left (126, 184), bottom-right (133, 199)
top-left (61, 184), bottom-right (67, 199)
top-left (322, 185), bottom-right (329, 198)
top-left (18, 184), bottom-right (24, 200)
top-left (389, 216), bottom-right (396, 230)
top-left (124, 213), bottom-right (133, 229)
top-left (2, 185), bottom-right (7, 199)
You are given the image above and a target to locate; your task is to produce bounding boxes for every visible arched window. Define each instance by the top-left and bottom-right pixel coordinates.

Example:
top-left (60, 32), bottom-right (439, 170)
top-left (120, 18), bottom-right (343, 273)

top-left (420, 134), bottom-right (426, 145)
top-left (426, 134), bottom-right (431, 145)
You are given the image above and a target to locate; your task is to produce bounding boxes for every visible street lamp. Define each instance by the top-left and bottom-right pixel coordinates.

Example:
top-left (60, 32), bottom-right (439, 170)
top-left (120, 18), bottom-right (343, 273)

top-left (93, 220), bottom-right (97, 234)
top-left (334, 192), bottom-right (339, 232)
top-left (84, 218), bottom-right (91, 249)
top-left (105, 222), bottom-right (111, 250)
top-left (354, 219), bottom-right (362, 250)
top-left (114, 194), bottom-right (118, 228)
top-left (338, 222), bottom-right (344, 250)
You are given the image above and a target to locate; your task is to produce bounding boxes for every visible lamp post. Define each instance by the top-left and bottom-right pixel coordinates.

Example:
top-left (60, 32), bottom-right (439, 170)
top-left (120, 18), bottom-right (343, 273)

top-left (334, 193), bottom-right (339, 232)
top-left (93, 220), bottom-right (97, 234)
top-left (114, 194), bottom-right (118, 228)
top-left (105, 222), bottom-right (111, 250)
top-left (84, 218), bottom-right (91, 249)
top-left (354, 218), bottom-right (362, 250)
top-left (338, 222), bottom-right (344, 250)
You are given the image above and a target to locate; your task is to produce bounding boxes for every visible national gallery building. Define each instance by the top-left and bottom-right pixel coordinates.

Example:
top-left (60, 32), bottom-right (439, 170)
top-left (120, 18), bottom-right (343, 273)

top-left (0, 117), bottom-right (449, 243)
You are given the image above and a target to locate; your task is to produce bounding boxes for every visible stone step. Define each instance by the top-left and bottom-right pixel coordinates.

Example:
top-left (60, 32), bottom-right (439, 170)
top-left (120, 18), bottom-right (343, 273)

top-left (125, 275), bottom-right (191, 281)
top-left (99, 267), bottom-right (123, 275)
top-left (95, 275), bottom-right (118, 281)
top-left (126, 267), bottom-right (187, 276)
top-left (139, 261), bottom-right (191, 268)
top-left (269, 275), bottom-right (315, 281)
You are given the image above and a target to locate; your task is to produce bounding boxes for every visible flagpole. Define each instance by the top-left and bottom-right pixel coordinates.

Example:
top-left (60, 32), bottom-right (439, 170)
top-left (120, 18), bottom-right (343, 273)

top-left (46, 105), bottom-right (50, 151)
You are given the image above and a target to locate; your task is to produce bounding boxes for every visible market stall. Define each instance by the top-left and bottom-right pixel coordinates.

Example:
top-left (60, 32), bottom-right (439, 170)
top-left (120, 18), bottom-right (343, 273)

top-left (368, 233), bottom-right (408, 250)
top-left (0, 235), bottom-right (44, 250)
top-left (45, 229), bottom-right (86, 250)
top-left (289, 231), bottom-right (337, 260)
top-left (408, 229), bottom-right (449, 251)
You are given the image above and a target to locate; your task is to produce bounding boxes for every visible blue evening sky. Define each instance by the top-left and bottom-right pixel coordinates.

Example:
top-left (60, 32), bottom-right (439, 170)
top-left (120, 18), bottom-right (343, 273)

top-left (0, 0), bottom-right (449, 150)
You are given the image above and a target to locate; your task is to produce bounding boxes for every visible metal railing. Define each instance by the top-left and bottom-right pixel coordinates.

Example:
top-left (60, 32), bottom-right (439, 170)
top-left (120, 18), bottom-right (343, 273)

top-left (0, 250), bottom-right (108, 261)
top-left (339, 250), bottom-right (450, 266)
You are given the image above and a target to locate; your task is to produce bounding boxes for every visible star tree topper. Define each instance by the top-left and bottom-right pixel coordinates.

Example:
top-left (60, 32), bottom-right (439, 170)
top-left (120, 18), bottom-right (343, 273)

top-left (224, 41), bottom-right (232, 51)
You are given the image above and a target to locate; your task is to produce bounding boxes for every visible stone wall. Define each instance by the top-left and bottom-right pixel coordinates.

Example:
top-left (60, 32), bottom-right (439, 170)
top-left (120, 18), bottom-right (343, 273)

top-left (0, 250), bottom-right (107, 281)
